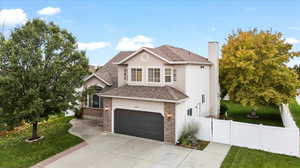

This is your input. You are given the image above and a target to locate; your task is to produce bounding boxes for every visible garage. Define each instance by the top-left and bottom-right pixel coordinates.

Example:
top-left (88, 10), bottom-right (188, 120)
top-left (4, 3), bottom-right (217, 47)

top-left (114, 109), bottom-right (164, 141)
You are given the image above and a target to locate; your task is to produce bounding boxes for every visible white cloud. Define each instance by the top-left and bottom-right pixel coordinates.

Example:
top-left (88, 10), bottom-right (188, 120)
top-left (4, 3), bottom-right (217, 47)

top-left (286, 37), bottom-right (300, 44)
top-left (37, 7), bottom-right (61, 15)
top-left (78, 42), bottom-right (111, 51)
top-left (0, 9), bottom-right (28, 26)
top-left (116, 35), bottom-right (154, 51)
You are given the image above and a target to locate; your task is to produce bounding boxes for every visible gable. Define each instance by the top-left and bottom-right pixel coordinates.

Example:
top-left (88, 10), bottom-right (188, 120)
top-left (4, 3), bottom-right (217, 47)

top-left (123, 50), bottom-right (168, 66)
top-left (84, 76), bottom-right (107, 88)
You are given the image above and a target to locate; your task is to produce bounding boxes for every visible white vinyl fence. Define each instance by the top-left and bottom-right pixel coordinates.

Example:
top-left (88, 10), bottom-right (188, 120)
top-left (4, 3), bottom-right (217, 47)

top-left (280, 104), bottom-right (297, 128)
top-left (187, 116), bottom-right (300, 157)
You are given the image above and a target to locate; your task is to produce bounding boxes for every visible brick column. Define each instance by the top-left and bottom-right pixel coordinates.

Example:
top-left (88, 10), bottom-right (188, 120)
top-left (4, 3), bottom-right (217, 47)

top-left (164, 102), bottom-right (176, 144)
top-left (103, 98), bottom-right (112, 132)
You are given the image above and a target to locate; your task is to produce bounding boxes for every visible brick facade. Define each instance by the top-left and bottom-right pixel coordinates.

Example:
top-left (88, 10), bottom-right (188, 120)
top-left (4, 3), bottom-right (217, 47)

top-left (82, 107), bottom-right (104, 125)
top-left (164, 102), bottom-right (176, 144)
top-left (103, 98), bottom-right (112, 132)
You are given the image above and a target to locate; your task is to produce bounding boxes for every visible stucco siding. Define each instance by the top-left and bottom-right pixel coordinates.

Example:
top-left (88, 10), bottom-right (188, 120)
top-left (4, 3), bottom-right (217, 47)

top-left (112, 98), bottom-right (164, 114)
top-left (117, 65), bottom-right (127, 87)
top-left (185, 65), bottom-right (210, 117)
top-left (175, 101), bottom-right (187, 142)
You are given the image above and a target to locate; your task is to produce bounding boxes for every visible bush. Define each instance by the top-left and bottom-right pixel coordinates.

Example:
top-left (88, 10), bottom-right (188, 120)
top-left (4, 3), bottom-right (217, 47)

top-left (178, 122), bottom-right (199, 146)
top-left (74, 108), bottom-right (83, 119)
top-left (220, 102), bottom-right (228, 115)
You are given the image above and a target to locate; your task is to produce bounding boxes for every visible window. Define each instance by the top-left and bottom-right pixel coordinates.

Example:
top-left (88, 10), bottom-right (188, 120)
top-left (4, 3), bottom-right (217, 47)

top-left (202, 94), bottom-right (205, 103)
top-left (131, 68), bottom-right (142, 82)
top-left (200, 65), bottom-right (205, 69)
top-left (88, 86), bottom-right (103, 108)
top-left (124, 68), bottom-right (128, 81)
top-left (173, 69), bottom-right (177, 81)
top-left (187, 108), bottom-right (193, 116)
top-left (148, 68), bottom-right (160, 82)
top-left (165, 68), bottom-right (172, 83)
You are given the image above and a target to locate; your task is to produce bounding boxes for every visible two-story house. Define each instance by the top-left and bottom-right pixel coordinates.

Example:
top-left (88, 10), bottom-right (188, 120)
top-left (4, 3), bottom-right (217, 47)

top-left (82, 42), bottom-right (220, 144)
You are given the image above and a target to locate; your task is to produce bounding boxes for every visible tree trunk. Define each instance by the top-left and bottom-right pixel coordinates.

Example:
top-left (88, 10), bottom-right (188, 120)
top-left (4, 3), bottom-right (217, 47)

top-left (247, 107), bottom-right (259, 119)
top-left (31, 122), bottom-right (39, 140)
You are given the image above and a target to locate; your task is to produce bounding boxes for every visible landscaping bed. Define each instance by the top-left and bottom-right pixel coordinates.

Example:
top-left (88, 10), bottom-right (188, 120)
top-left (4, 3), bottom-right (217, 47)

top-left (222, 100), bottom-right (283, 127)
top-left (0, 116), bottom-right (83, 168)
top-left (221, 146), bottom-right (300, 168)
top-left (177, 140), bottom-right (209, 150)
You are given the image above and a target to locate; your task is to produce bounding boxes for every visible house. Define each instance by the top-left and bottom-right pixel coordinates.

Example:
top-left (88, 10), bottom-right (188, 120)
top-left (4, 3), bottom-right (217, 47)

top-left (82, 42), bottom-right (220, 144)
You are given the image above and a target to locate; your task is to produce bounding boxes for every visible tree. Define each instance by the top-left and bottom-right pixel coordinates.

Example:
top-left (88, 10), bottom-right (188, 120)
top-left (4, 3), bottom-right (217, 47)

top-left (0, 34), bottom-right (23, 130)
top-left (0, 19), bottom-right (88, 140)
top-left (220, 29), bottom-right (300, 117)
top-left (293, 65), bottom-right (300, 80)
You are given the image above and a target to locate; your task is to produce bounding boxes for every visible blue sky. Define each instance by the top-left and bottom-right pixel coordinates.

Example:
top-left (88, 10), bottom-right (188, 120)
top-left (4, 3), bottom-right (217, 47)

top-left (0, 0), bottom-right (299, 66)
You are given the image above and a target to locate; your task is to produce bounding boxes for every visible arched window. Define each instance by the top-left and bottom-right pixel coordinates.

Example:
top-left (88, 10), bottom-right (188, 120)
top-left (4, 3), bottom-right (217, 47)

top-left (88, 86), bottom-right (103, 108)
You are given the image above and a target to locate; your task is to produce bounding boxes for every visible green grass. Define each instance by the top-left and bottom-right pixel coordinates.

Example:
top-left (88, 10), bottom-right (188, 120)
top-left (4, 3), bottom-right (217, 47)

top-left (289, 99), bottom-right (300, 128)
top-left (0, 116), bottom-right (83, 168)
top-left (223, 101), bottom-right (283, 127)
top-left (221, 146), bottom-right (300, 168)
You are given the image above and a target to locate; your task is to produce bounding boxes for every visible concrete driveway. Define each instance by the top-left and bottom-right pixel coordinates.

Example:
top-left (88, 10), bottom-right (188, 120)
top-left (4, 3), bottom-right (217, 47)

top-left (37, 119), bottom-right (230, 168)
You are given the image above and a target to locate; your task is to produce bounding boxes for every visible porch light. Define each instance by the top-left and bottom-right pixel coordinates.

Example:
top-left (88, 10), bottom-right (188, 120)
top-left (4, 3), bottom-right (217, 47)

top-left (104, 106), bottom-right (110, 111)
top-left (166, 113), bottom-right (172, 118)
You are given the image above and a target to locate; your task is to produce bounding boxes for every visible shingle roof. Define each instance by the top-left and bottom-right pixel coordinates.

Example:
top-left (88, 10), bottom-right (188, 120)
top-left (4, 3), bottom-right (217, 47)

top-left (94, 51), bottom-right (134, 86)
top-left (146, 45), bottom-right (210, 63)
top-left (100, 85), bottom-right (188, 102)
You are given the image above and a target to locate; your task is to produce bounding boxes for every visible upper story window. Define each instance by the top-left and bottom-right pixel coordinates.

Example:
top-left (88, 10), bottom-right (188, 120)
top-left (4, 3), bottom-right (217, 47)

top-left (165, 68), bottom-right (172, 83)
top-left (200, 65), bottom-right (205, 69)
top-left (148, 68), bottom-right (160, 82)
top-left (124, 68), bottom-right (128, 81)
top-left (187, 108), bottom-right (193, 116)
top-left (173, 69), bottom-right (177, 82)
top-left (131, 68), bottom-right (142, 82)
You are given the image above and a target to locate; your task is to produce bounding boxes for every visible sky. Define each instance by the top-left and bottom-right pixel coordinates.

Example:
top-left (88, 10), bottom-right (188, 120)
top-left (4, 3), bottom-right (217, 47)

top-left (0, 0), bottom-right (299, 66)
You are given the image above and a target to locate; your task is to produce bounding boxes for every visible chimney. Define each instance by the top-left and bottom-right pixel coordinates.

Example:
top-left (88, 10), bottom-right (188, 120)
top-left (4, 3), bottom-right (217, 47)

top-left (208, 42), bottom-right (220, 117)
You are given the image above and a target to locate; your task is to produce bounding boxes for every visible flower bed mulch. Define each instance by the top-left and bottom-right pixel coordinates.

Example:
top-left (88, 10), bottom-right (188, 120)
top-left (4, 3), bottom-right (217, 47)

top-left (177, 140), bottom-right (210, 150)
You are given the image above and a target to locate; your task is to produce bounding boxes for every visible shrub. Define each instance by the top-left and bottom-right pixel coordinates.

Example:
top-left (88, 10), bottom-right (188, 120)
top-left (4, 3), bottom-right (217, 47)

top-left (178, 122), bottom-right (199, 146)
top-left (220, 102), bottom-right (228, 115)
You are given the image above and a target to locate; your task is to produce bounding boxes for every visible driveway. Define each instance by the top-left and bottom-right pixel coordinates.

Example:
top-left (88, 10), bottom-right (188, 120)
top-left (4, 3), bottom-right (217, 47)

top-left (36, 119), bottom-right (230, 168)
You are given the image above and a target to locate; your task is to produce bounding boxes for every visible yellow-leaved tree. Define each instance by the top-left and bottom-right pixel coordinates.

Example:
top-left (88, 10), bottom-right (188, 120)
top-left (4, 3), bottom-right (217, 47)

top-left (220, 29), bottom-right (300, 117)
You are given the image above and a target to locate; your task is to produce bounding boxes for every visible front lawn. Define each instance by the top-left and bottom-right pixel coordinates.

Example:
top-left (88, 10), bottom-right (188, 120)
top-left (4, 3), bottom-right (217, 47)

top-left (289, 99), bottom-right (300, 128)
top-left (0, 116), bottom-right (83, 168)
top-left (223, 101), bottom-right (283, 127)
top-left (221, 146), bottom-right (300, 168)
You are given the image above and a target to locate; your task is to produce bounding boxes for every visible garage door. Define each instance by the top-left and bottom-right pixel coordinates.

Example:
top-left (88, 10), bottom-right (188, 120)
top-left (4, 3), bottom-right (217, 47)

top-left (114, 109), bottom-right (164, 141)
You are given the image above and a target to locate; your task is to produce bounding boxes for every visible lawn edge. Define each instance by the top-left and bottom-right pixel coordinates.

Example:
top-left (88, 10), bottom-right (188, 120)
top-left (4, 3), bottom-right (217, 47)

top-left (31, 141), bottom-right (88, 168)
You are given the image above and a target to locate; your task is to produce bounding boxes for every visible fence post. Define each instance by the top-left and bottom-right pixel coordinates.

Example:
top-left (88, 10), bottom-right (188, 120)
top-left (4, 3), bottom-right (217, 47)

top-left (229, 120), bottom-right (232, 145)
top-left (210, 117), bottom-right (213, 142)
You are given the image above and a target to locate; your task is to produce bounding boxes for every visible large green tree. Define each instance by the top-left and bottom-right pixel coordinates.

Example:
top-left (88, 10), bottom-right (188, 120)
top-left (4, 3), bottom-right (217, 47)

top-left (220, 29), bottom-right (300, 117)
top-left (0, 19), bottom-right (88, 140)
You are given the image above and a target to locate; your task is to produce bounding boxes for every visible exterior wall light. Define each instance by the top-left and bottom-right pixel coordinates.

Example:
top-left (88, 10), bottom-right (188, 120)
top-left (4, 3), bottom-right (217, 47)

top-left (166, 113), bottom-right (172, 118)
top-left (104, 106), bottom-right (110, 111)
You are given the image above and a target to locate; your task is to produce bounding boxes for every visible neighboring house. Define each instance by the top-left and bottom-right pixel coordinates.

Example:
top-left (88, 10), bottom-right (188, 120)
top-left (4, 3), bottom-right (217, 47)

top-left (82, 42), bottom-right (220, 144)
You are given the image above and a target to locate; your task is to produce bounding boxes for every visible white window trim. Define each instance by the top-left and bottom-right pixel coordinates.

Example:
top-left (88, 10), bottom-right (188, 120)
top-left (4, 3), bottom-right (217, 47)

top-left (146, 66), bottom-right (162, 84)
top-left (164, 67), bottom-right (173, 84)
top-left (128, 66), bottom-right (143, 83)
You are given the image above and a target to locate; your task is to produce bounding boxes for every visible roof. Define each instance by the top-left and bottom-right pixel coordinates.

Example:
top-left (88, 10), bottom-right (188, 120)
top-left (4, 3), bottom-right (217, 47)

top-left (115, 45), bottom-right (211, 65)
top-left (100, 85), bottom-right (188, 102)
top-left (92, 51), bottom-right (134, 87)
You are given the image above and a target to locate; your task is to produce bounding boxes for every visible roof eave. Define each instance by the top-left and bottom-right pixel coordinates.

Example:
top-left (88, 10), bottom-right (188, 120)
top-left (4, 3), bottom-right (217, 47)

top-left (99, 95), bottom-right (188, 103)
top-left (84, 73), bottom-right (112, 86)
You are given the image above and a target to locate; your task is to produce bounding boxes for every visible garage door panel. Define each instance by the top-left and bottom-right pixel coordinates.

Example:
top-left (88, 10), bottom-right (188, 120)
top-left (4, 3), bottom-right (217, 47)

top-left (114, 109), bottom-right (164, 141)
